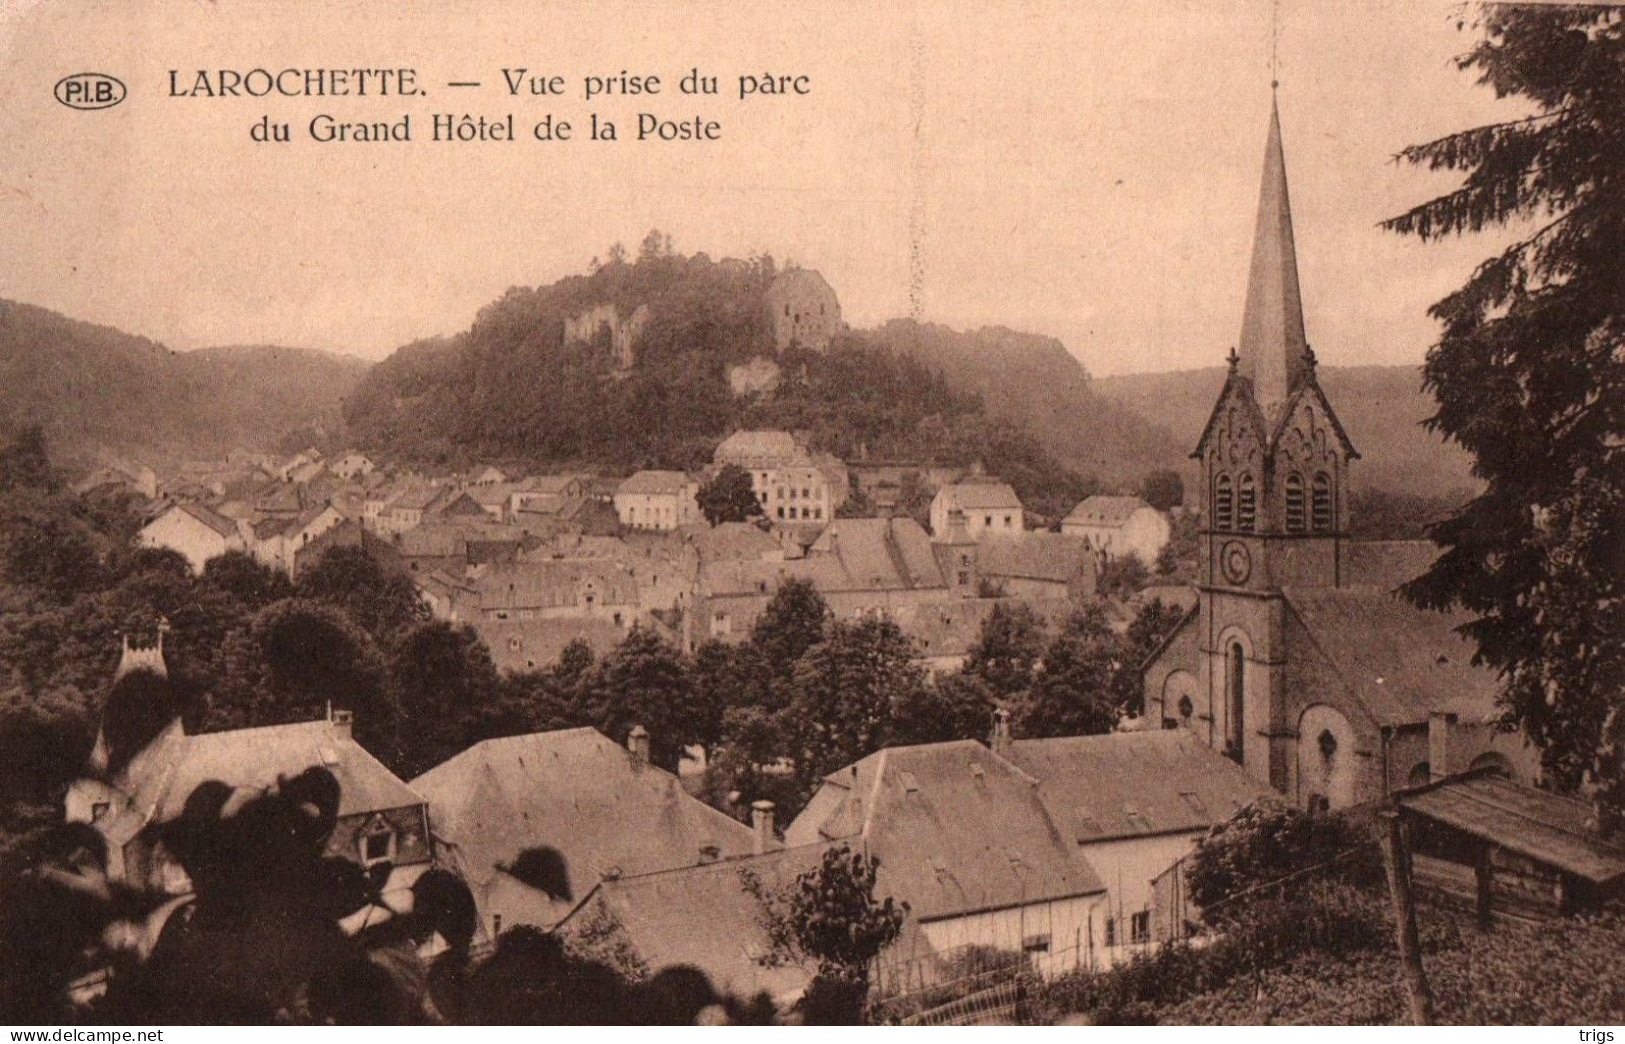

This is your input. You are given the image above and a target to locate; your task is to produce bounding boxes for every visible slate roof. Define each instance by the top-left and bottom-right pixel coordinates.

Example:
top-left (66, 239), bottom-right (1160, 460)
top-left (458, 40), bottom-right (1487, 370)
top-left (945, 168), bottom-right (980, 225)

top-left (787, 741), bottom-right (1105, 922)
top-left (1005, 730), bottom-right (1275, 844)
top-left (177, 502), bottom-right (240, 539)
top-left (713, 430), bottom-right (810, 466)
top-left (473, 560), bottom-right (639, 611)
top-left (975, 532), bottom-right (1095, 584)
top-left (100, 717), bottom-right (422, 847)
top-left (411, 728), bottom-right (760, 929)
top-left (809, 518), bottom-right (945, 589)
top-left (388, 485), bottom-right (446, 512)
top-left (616, 470), bottom-right (693, 496)
top-left (472, 616), bottom-right (627, 673)
top-left (1399, 774), bottom-right (1625, 884)
top-left (940, 480), bottom-right (1023, 510)
top-left (567, 843), bottom-right (839, 1002)
top-left (1063, 495), bottom-right (1155, 528)
top-left (1283, 585), bottom-right (1500, 726)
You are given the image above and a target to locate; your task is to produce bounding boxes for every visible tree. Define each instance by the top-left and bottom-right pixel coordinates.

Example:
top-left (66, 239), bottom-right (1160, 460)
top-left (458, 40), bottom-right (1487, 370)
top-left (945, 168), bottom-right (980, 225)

top-left (962, 602), bottom-right (1048, 700)
top-left (747, 579), bottom-right (830, 695)
top-left (295, 545), bottom-right (428, 642)
top-left (784, 618), bottom-right (924, 794)
top-left (200, 550), bottom-right (293, 610)
top-left (695, 464), bottom-right (764, 526)
top-left (1382, 6), bottom-right (1625, 827)
top-left (750, 845), bottom-right (907, 1024)
top-left (1098, 553), bottom-right (1149, 598)
top-left (0, 427), bottom-right (57, 494)
top-left (1016, 604), bottom-right (1120, 738)
top-left (1112, 598), bottom-right (1189, 718)
top-left (890, 671), bottom-right (996, 747)
top-left (590, 627), bottom-right (704, 772)
top-left (1140, 469), bottom-right (1185, 512)
top-left (391, 620), bottom-right (501, 777)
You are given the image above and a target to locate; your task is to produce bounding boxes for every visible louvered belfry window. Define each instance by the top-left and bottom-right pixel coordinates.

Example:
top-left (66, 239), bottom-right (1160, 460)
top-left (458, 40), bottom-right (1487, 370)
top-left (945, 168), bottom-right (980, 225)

top-left (1312, 472), bottom-right (1333, 531)
top-left (1285, 473), bottom-right (1307, 533)
top-left (1215, 475), bottom-right (1234, 530)
top-left (1238, 474), bottom-right (1257, 531)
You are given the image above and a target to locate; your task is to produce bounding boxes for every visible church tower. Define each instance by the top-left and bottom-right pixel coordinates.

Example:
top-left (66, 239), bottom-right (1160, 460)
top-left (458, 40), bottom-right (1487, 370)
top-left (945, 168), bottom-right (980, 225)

top-left (1189, 93), bottom-right (1357, 788)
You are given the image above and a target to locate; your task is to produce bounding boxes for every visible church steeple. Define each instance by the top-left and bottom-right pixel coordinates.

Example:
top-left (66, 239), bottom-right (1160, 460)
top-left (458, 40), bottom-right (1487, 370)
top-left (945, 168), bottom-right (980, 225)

top-left (1236, 93), bottom-right (1310, 424)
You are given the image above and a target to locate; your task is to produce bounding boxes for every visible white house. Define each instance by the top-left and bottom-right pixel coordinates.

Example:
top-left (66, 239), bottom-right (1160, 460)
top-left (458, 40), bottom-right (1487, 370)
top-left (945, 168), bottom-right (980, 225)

top-left (327, 451), bottom-right (375, 480)
top-left (712, 430), bottom-right (842, 524)
top-left (929, 480), bottom-right (1024, 540)
top-left (137, 503), bottom-right (245, 573)
top-left (1061, 495), bottom-right (1171, 564)
top-left (614, 471), bottom-right (700, 531)
top-left (1001, 728), bottom-right (1275, 965)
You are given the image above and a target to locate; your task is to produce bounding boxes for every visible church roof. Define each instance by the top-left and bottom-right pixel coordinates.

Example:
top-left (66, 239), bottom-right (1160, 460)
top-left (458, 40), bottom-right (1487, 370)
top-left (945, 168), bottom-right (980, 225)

top-left (1238, 94), bottom-right (1310, 424)
top-left (1283, 585), bottom-right (1503, 727)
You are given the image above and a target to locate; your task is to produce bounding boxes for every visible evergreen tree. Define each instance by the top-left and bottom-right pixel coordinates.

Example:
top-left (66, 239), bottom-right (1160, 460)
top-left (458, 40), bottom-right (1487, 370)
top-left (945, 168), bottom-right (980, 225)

top-left (962, 602), bottom-right (1048, 700)
top-left (1015, 604), bottom-right (1120, 738)
top-left (1383, 6), bottom-right (1625, 826)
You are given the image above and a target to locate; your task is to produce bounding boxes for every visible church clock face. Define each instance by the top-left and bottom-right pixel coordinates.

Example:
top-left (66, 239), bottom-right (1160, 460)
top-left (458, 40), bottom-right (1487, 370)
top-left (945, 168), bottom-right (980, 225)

top-left (1221, 541), bottom-right (1252, 585)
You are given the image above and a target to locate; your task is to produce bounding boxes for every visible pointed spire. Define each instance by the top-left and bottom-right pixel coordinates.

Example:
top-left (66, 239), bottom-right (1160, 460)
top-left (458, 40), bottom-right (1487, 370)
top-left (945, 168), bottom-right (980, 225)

top-left (1236, 93), bottom-right (1310, 423)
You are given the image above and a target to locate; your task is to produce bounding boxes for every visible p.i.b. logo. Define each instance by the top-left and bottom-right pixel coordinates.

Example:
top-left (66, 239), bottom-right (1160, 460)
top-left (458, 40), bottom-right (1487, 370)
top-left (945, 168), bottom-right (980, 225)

top-left (54, 72), bottom-right (126, 110)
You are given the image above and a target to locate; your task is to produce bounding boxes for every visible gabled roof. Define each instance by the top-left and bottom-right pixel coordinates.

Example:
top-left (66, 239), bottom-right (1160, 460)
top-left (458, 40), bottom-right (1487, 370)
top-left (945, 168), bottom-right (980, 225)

top-left (809, 517), bottom-right (945, 590)
top-left (388, 485), bottom-right (446, 512)
top-left (100, 717), bottom-right (422, 847)
top-left (788, 741), bottom-right (1104, 922)
top-left (1191, 370), bottom-right (1272, 460)
top-left (410, 728), bottom-right (760, 928)
top-left (938, 480), bottom-right (1023, 511)
top-left (170, 501), bottom-right (239, 539)
top-left (473, 560), bottom-right (639, 611)
top-left (616, 470), bottom-right (693, 496)
top-left (974, 532), bottom-right (1094, 584)
top-left (1283, 585), bottom-right (1502, 727)
top-left (1006, 730), bottom-right (1275, 844)
top-left (567, 842), bottom-right (838, 1003)
top-left (1399, 773), bottom-right (1625, 884)
top-left (1267, 369), bottom-right (1359, 459)
top-left (1063, 495), bottom-right (1155, 528)
top-left (472, 616), bottom-right (627, 673)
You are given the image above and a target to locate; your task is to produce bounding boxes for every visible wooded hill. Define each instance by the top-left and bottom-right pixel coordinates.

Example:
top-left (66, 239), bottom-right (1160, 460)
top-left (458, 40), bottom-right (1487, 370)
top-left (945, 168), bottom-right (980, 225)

top-left (0, 300), bottom-right (366, 467)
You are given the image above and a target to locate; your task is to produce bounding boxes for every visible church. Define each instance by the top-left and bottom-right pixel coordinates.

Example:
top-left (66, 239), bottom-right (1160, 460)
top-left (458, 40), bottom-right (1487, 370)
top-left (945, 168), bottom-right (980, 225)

top-left (1141, 94), bottom-right (1536, 811)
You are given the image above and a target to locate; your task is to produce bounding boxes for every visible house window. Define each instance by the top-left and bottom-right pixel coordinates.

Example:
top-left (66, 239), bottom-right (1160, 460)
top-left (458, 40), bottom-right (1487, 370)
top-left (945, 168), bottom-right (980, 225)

top-left (1104, 917), bottom-right (1117, 947)
top-left (1131, 911), bottom-right (1151, 944)
top-left (1004, 515), bottom-right (1013, 527)
top-left (1285, 473), bottom-right (1306, 533)
top-left (92, 801), bottom-right (110, 822)
top-left (984, 515), bottom-right (993, 527)
top-left (1214, 475), bottom-right (1234, 530)
top-left (1238, 474), bottom-right (1257, 531)
top-left (1022, 933), bottom-right (1051, 955)
top-left (1312, 473), bottom-right (1334, 532)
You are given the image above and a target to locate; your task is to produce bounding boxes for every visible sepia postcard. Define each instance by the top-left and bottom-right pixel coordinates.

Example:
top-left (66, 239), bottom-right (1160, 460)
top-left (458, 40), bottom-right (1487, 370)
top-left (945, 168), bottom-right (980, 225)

top-left (1, 0), bottom-right (1621, 1030)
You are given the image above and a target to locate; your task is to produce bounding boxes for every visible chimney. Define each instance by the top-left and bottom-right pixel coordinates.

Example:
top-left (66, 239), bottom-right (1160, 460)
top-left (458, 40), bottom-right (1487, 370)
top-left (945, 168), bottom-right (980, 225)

top-left (628, 724), bottom-right (650, 766)
top-left (1427, 712), bottom-right (1452, 782)
top-left (991, 706), bottom-right (1012, 756)
top-left (751, 799), bottom-right (775, 855)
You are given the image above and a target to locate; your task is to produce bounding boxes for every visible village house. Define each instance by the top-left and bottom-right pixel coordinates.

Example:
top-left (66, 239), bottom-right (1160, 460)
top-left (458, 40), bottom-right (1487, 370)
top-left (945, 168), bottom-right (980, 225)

top-left (378, 483), bottom-right (448, 535)
top-left (411, 727), bottom-right (760, 940)
top-left (848, 459), bottom-right (964, 515)
top-left (247, 502), bottom-right (346, 576)
top-left (73, 459), bottom-right (159, 500)
top-left (929, 480), bottom-right (1025, 541)
top-left (65, 639), bottom-right (429, 904)
top-left (785, 740), bottom-right (1109, 982)
top-left (998, 725), bottom-right (1275, 964)
top-left (614, 470), bottom-right (700, 531)
top-left (136, 502), bottom-right (245, 573)
top-left (712, 430), bottom-right (846, 523)
top-left (764, 268), bottom-right (843, 353)
top-left (972, 531), bottom-right (1099, 600)
top-left (1061, 495), bottom-right (1172, 565)
top-left (1140, 98), bottom-right (1537, 811)
top-left (509, 475), bottom-right (587, 521)
top-left (326, 451), bottom-right (375, 481)
top-left (469, 558), bottom-right (641, 628)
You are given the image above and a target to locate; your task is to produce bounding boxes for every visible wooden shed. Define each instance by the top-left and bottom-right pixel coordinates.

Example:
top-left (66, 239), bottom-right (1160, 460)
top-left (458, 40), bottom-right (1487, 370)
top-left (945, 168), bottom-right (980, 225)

top-left (1396, 770), bottom-right (1625, 926)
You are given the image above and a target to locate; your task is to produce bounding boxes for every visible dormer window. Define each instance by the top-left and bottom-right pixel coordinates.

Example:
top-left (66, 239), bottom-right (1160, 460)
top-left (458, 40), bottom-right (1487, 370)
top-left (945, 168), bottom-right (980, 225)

top-left (360, 819), bottom-right (397, 866)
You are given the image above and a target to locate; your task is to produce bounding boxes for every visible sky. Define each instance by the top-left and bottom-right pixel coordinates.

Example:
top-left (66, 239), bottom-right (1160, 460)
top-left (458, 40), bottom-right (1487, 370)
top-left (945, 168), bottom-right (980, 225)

top-left (0, 0), bottom-right (1526, 376)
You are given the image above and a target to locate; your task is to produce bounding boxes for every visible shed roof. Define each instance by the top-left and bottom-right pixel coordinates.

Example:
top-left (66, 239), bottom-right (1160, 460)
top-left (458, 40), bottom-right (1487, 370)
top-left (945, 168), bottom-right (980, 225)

top-left (1399, 774), bottom-right (1625, 884)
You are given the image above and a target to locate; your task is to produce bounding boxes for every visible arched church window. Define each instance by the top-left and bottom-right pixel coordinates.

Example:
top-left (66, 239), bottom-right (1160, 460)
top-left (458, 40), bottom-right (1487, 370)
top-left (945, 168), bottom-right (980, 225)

top-left (1225, 642), bottom-right (1245, 763)
top-left (1214, 475), bottom-right (1234, 530)
top-left (1237, 474), bottom-right (1257, 532)
top-left (1285, 474), bottom-right (1307, 533)
top-left (1312, 473), bottom-right (1333, 532)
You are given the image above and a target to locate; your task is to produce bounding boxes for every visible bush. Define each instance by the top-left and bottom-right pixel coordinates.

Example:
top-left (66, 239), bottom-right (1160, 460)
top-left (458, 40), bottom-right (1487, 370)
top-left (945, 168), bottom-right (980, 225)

top-left (1185, 801), bottom-right (1378, 921)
